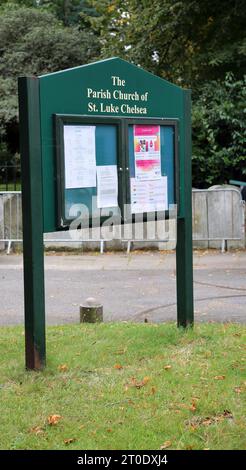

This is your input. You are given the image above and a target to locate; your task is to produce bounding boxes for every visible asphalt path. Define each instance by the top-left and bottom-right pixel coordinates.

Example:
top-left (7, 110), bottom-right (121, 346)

top-left (0, 250), bottom-right (245, 325)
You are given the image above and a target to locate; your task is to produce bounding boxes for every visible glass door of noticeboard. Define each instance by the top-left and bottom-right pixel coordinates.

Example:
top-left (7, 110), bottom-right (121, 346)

top-left (54, 116), bottom-right (178, 229)
top-left (126, 119), bottom-right (179, 219)
top-left (54, 115), bottom-right (124, 229)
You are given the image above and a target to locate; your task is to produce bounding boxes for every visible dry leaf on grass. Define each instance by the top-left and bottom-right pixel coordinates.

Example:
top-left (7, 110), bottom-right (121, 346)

top-left (64, 438), bottom-right (76, 445)
top-left (164, 365), bottom-right (172, 370)
top-left (214, 375), bottom-right (225, 380)
top-left (189, 400), bottom-right (197, 412)
top-left (187, 410), bottom-right (233, 428)
top-left (125, 376), bottom-right (150, 391)
top-left (133, 376), bottom-right (150, 388)
top-left (114, 364), bottom-right (123, 370)
top-left (58, 364), bottom-right (69, 372)
top-left (30, 426), bottom-right (44, 435)
top-left (160, 440), bottom-right (172, 449)
top-left (48, 414), bottom-right (62, 426)
top-left (234, 382), bottom-right (246, 394)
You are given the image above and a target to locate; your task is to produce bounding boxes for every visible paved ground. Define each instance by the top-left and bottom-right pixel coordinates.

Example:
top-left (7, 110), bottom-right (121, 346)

top-left (0, 250), bottom-right (245, 325)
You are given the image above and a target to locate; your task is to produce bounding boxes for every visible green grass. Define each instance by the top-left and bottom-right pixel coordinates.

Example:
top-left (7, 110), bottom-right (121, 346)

top-left (0, 182), bottom-right (21, 192)
top-left (0, 322), bottom-right (245, 450)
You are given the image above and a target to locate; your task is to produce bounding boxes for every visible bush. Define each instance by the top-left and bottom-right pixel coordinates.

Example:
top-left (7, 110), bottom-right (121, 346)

top-left (192, 73), bottom-right (246, 187)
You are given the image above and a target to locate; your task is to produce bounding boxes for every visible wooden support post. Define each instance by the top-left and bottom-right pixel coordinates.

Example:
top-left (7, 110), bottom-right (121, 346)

top-left (18, 77), bottom-right (46, 370)
top-left (176, 90), bottom-right (194, 327)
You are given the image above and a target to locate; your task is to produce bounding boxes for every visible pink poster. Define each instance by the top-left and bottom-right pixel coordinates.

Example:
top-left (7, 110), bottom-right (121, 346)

top-left (134, 125), bottom-right (161, 180)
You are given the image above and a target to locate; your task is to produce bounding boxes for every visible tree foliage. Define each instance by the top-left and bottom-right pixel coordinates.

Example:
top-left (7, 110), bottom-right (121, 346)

top-left (0, 3), bottom-right (100, 154)
top-left (83, 0), bottom-right (246, 186)
top-left (0, 0), bottom-right (245, 186)
top-left (36, 0), bottom-right (97, 27)
top-left (0, 0), bottom-right (98, 26)
top-left (84, 0), bottom-right (246, 88)
top-left (192, 73), bottom-right (246, 187)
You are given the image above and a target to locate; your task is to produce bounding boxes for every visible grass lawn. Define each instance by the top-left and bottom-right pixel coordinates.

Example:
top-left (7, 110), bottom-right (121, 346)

top-left (0, 183), bottom-right (21, 192)
top-left (0, 322), bottom-right (245, 450)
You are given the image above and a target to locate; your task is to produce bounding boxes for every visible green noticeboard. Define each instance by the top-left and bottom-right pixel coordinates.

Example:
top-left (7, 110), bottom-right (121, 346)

top-left (18, 57), bottom-right (193, 370)
top-left (34, 57), bottom-right (188, 232)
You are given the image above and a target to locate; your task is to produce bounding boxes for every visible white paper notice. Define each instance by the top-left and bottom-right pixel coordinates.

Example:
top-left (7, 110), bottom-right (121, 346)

top-left (97, 165), bottom-right (118, 208)
top-left (131, 176), bottom-right (168, 213)
top-left (64, 125), bottom-right (96, 189)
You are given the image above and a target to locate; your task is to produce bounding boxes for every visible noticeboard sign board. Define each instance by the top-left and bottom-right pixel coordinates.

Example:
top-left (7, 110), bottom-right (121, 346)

top-left (18, 57), bottom-right (193, 370)
top-left (33, 57), bottom-right (190, 233)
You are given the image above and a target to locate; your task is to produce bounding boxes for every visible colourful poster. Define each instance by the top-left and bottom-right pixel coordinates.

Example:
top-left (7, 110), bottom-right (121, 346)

top-left (134, 125), bottom-right (161, 180)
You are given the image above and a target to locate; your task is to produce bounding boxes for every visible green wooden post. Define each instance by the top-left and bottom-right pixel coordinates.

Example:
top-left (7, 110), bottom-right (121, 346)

top-left (18, 76), bottom-right (46, 370)
top-left (176, 90), bottom-right (194, 327)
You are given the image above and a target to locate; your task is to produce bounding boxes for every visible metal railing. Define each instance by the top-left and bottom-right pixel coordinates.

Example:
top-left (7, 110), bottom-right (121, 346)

top-left (0, 188), bottom-right (245, 253)
top-left (0, 165), bottom-right (21, 191)
top-left (0, 191), bottom-right (22, 253)
top-left (0, 192), bottom-right (119, 254)
top-left (192, 187), bottom-right (245, 251)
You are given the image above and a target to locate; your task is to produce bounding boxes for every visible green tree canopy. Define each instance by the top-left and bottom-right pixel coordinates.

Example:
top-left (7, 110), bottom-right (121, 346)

top-left (0, 3), bottom-right (100, 155)
top-left (0, 0), bottom-right (97, 26)
top-left (192, 73), bottom-right (246, 186)
top-left (85, 0), bottom-right (246, 88)
top-left (83, 0), bottom-right (246, 186)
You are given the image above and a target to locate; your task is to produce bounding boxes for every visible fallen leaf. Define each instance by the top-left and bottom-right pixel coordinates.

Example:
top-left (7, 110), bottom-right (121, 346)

top-left (190, 400), bottom-right (197, 412)
top-left (214, 375), bottom-right (225, 380)
top-left (164, 365), bottom-right (172, 370)
top-left (185, 445), bottom-right (194, 450)
top-left (107, 429), bottom-right (113, 433)
top-left (160, 440), bottom-right (172, 449)
top-left (30, 426), bottom-right (44, 435)
top-left (202, 418), bottom-right (213, 426)
top-left (58, 364), bottom-right (68, 372)
top-left (234, 387), bottom-right (242, 394)
top-left (176, 403), bottom-right (191, 410)
top-left (187, 410), bottom-right (233, 428)
top-left (48, 414), bottom-right (62, 426)
top-left (64, 438), bottom-right (76, 445)
top-left (133, 376), bottom-right (150, 388)
top-left (114, 364), bottom-right (123, 370)
top-left (125, 376), bottom-right (150, 390)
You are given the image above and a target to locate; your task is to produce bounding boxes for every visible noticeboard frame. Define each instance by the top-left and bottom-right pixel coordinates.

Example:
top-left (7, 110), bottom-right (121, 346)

top-left (54, 115), bottom-right (179, 230)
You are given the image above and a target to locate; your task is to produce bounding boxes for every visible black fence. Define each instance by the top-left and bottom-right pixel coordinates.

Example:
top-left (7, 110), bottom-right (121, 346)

top-left (0, 164), bottom-right (21, 191)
